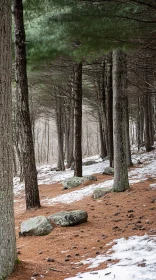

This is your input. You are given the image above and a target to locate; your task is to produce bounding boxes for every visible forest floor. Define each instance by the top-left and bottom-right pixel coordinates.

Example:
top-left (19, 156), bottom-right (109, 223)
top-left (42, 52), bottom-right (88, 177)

top-left (8, 151), bottom-right (156, 280)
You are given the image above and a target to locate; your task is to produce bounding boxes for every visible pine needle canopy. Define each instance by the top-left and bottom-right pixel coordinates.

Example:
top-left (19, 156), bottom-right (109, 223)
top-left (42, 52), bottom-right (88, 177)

top-left (23, 0), bottom-right (156, 65)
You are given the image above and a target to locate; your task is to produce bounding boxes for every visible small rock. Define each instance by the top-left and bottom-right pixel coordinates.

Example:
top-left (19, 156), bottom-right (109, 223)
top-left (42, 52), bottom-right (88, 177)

top-left (103, 167), bottom-right (114, 175)
top-left (114, 212), bottom-right (120, 216)
top-left (113, 219), bottom-right (122, 222)
top-left (127, 213), bottom-right (134, 218)
top-left (112, 226), bottom-right (121, 231)
top-left (66, 254), bottom-right (71, 258)
top-left (138, 262), bottom-right (146, 267)
top-left (92, 187), bottom-right (112, 199)
top-left (47, 258), bottom-right (55, 262)
top-left (71, 246), bottom-right (77, 249)
top-left (128, 209), bottom-right (134, 213)
top-left (149, 229), bottom-right (156, 233)
top-left (32, 273), bottom-right (39, 277)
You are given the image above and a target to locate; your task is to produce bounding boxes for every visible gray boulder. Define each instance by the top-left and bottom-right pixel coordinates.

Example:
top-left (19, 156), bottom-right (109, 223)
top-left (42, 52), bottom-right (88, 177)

top-left (82, 160), bottom-right (97, 166)
top-left (85, 175), bottom-right (97, 181)
top-left (21, 216), bottom-right (53, 236)
top-left (62, 177), bottom-right (84, 189)
top-left (93, 187), bottom-right (112, 199)
top-left (48, 210), bottom-right (88, 227)
top-left (103, 167), bottom-right (114, 175)
top-left (62, 175), bottom-right (97, 189)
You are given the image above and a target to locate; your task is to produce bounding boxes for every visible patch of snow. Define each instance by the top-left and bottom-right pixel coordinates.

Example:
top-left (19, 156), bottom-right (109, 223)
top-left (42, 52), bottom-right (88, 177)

top-left (150, 184), bottom-right (156, 188)
top-left (82, 154), bottom-right (104, 163)
top-left (44, 180), bottom-right (113, 205)
top-left (65, 235), bottom-right (156, 280)
top-left (13, 177), bottom-right (24, 196)
top-left (44, 153), bottom-right (156, 205)
top-left (13, 159), bottom-right (109, 196)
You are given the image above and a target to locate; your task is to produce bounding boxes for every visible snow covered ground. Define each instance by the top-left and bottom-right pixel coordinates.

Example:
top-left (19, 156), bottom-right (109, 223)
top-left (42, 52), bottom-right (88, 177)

top-left (14, 148), bottom-right (156, 203)
top-left (65, 235), bottom-right (156, 280)
top-left (13, 148), bottom-right (156, 280)
top-left (13, 155), bottom-right (106, 196)
top-left (40, 149), bottom-right (156, 205)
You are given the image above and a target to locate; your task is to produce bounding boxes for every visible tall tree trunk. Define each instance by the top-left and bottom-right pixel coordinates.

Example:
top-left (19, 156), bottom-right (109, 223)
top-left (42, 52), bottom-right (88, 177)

top-left (98, 111), bottom-right (107, 158)
top-left (105, 52), bottom-right (114, 167)
top-left (46, 119), bottom-right (50, 163)
top-left (144, 94), bottom-right (151, 152)
top-left (15, 145), bottom-right (24, 182)
top-left (101, 60), bottom-right (109, 154)
top-left (0, 1), bottom-right (16, 277)
top-left (13, 0), bottom-right (40, 209)
top-left (124, 96), bottom-right (133, 166)
top-left (137, 96), bottom-right (144, 150)
top-left (97, 60), bottom-right (109, 156)
top-left (74, 62), bottom-right (83, 177)
top-left (64, 79), bottom-right (74, 168)
top-left (149, 96), bottom-right (154, 146)
top-left (56, 96), bottom-right (65, 171)
top-left (65, 107), bottom-right (74, 168)
top-left (112, 50), bottom-right (129, 192)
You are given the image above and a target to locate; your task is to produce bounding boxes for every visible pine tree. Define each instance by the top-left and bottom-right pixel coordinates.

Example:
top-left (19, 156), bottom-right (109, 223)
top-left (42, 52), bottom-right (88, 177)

top-left (0, 1), bottom-right (16, 278)
top-left (112, 50), bottom-right (129, 192)
top-left (13, 0), bottom-right (40, 209)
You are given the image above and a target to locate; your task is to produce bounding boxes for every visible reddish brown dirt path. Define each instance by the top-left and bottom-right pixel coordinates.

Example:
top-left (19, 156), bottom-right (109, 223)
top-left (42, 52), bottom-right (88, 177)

top-left (8, 174), bottom-right (156, 280)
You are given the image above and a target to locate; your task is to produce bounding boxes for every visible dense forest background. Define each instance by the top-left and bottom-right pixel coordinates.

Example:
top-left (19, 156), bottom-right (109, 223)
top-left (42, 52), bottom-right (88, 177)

top-left (12, 0), bottom-right (156, 171)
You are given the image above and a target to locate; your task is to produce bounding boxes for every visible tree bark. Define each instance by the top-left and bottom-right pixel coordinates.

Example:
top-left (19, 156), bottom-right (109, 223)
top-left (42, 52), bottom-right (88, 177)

top-left (144, 94), bottom-right (151, 152)
top-left (0, 1), bottom-right (16, 277)
top-left (112, 50), bottom-right (129, 192)
top-left (56, 96), bottom-right (65, 171)
top-left (105, 52), bottom-right (114, 167)
top-left (64, 78), bottom-right (74, 168)
top-left (13, 0), bottom-right (40, 209)
top-left (74, 62), bottom-right (83, 177)
top-left (65, 101), bottom-right (74, 168)
top-left (13, 146), bottom-right (17, 176)
top-left (137, 96), bottom-right (144, 150)
top-left (124, 96), bottom-right (133, 166)
top-left (148, 96), bottom-right (154, 146)
top-left (98, 111), bottom-right (107, 158)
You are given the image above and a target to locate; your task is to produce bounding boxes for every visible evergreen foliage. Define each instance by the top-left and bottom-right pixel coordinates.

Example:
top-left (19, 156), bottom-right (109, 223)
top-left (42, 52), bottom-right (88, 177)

top-left (23, 0), bottom-right (155, 67)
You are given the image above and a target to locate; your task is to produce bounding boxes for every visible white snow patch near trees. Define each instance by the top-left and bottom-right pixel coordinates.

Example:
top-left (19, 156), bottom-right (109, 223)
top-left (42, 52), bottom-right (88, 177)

top-left (65, 235), bottom-right (156, 280)
top-left (14, 149), bottom-right (156, 204)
